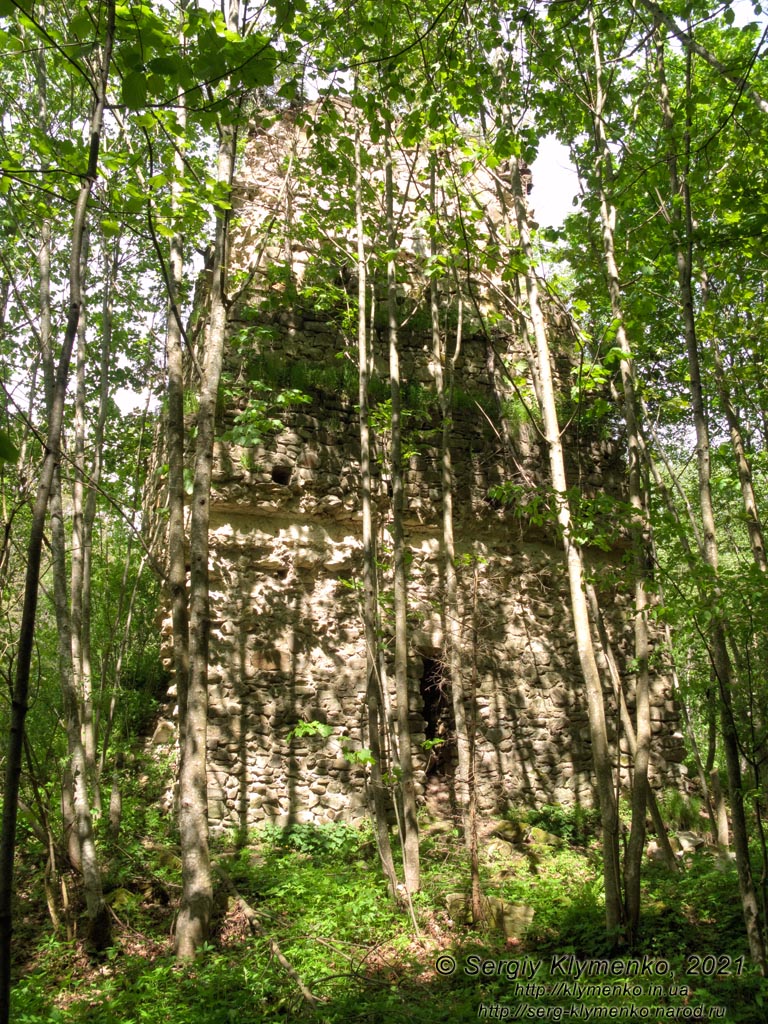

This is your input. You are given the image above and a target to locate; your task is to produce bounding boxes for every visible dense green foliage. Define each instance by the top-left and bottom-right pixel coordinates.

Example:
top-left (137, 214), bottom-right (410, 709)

top-left (2, 0), bottom-right (768, 1014)
top-left (9, 816), bottom-right (768, 1022)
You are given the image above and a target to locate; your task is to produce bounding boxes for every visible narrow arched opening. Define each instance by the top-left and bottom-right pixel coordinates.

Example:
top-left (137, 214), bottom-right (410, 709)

top-left (419, 654), bottom-right (455, 779)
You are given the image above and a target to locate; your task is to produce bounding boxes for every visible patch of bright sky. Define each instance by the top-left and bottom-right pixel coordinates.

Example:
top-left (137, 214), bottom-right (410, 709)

top-left (529, 135), bottom-right (580, 229)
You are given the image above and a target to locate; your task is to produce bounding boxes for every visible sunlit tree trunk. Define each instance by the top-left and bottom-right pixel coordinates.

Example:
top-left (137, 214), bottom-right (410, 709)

top-left (428, 163), bottom-right (477, 905)
top-left (70, 234), bottom-right (113, 814)
top-left (655, 28), bottom-right (766, 970)
top-left (585, 583), bottom-right (677, 872)
top-left (384, 131), bottom-right (419, 895)
top-left (641, 425), bottom-right (733, 849)
top-left (0, 6), bottom-right (115, 1011)
top-left (50, 464), bottom-right (110, 949)
top-left (354, 112), bottom-right (399, 900)
top-left (176, 0), bottom-right (239, 959)
top-left (69, 263), bottom-right (89, 779)
top-left (80, 243), bottom-right (117, 803)
top-left (588, 4), bottom-right (651, 942)
top-left (41, 143), bottom-right (108, 958)
top-left (510, 156), bottom-right (624, 943)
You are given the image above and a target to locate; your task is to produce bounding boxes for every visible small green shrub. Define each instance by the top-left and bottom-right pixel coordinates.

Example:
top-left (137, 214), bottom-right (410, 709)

top-left (658, 787), bottom-right (704, 831)
top-left (524, 803), bottom-right (602, 845)
top-left (10, 797), bottom-right (763, 1024)
top-left (259, 820), bottom-right (369, 861)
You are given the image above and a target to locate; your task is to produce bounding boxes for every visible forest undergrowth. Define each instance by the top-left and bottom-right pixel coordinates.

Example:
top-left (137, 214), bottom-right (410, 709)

top-left (9, 783), bottom-right (768, 1024)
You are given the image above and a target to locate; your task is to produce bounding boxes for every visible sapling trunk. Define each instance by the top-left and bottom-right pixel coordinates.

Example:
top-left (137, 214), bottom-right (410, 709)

top-left (354, 111), bottom-right (399, 899)
top-left (510, 156), bottom-right (624, 943)
top-left (0, 5), bottom-right (116, 1010)
top-left (588, 4), bottom-right (651, 942)
top-left (655, 27), bottom-right (766, 970)
top-left (176, 0), bottom-right (239, 959)
top-left (384, 131), bottom-right (420, 895)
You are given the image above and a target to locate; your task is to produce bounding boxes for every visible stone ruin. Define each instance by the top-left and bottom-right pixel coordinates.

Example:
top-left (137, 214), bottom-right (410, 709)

top-left (158, 103), bottom-right (686, 832)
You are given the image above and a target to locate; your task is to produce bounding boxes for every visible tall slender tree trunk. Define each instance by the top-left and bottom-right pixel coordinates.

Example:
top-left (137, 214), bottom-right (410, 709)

top-left (175, 0), bottom-right (239, 958)
top-left (80, 244), bottom-right (117, 808)
top-left (36, 124), bottom-right (107, 954)
top-left (428, 165), bottom-right (475, 880)
top-left (585, 583), bottom-right (678, 872)
top-left (50, 465), bottom-right (110, 949)
top-left (709, 334), bottom-right (767, 573)
top-left (354, 113), bottom-right (399, 899)
top-left (588, 5), bottom-right (651, 943)
top-left (0, 5), bottom-right (115, 1015)
top-left (641, 430), bottom-right (732, 846)
top-left (384, 132), bottom-right (419, 894)
top-left (70, 266), bottom-right (89, 779)
top-left (165, 2), bottom-right (191, 761)
top-left (69, 232), bottom-right (110, 814)
top-left (655, 28), bottom-right (766, 970)
top-left (510, 156), bottom-right (624, 943)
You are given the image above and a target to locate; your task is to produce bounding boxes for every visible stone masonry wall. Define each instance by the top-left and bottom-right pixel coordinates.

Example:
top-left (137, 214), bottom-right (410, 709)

top-left (159, 107), bottom-right (685, 831)
top-left (196, 509), bottom-right (684, 831)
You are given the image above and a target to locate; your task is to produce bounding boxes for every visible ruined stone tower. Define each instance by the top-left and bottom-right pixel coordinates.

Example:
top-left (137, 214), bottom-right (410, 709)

top-left (160, 104), bottom-right (685, 831)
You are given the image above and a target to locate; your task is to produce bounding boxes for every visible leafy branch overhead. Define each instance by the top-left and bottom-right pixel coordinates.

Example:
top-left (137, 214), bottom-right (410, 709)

top-left (0, 429), bottom-right (18, 465)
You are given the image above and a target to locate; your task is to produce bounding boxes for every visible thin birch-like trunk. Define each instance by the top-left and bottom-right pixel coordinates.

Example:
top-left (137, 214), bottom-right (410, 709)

top-left (68, 234), bottom-right (112, 813)
top-left (640, 440), bottom-right (727, 844)
top-left (656, 29), bottom-right (766, 970)
top-left (46, 220), bottom-right (107, 944)
top-left (585, 583), bottom-right (677, 871)
top-left (0, 7), bottom-right (115, 1002)
top-left (50, 465), bottom-right (110, 948)
top-left (510, 156), bottom-right (624, 942)
top-left (77, 245), bottom-right (116, 812)
top-left (429, 165), bottom-right (474, 872)
top-left (588, 5), bottom-right (651, 941)
top-left (354, 113), bottom-right (399, 899)
top-left (176, 0), bottom-right (239, 958)
top-left (69, 256), bottom-right (88, 776)
top-left (384, 133), bottom-right (419, 894)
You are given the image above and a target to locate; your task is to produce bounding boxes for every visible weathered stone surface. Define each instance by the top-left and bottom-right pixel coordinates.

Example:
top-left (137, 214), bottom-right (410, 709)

top-left (153, 108), bottom-right (685, 834)
top-left (484, 897), bottom-right (535, 940)
top-left (445, 893), bottom-right (535, 940)
top-left (151, 719), bottom-right (175, 745)
top-left (155, 500), bottom-right (684, 831)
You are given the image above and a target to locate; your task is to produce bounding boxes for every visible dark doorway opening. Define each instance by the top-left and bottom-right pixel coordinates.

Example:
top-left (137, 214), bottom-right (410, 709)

top-left (271, 464), bottom-right (292, 486)
top-left (419, 655), bottom-right (455, 778)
